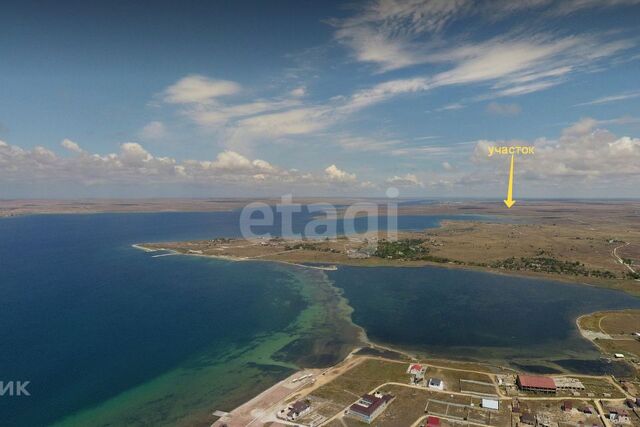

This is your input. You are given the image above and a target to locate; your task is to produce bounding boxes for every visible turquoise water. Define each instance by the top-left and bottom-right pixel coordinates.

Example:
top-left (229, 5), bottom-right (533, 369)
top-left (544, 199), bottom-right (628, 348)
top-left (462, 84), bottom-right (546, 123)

top-left (1, 211), bottom-right (638, 426)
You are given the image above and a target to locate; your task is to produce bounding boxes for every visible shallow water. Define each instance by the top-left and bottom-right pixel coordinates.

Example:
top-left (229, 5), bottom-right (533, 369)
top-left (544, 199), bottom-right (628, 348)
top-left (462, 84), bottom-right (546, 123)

top-left (0, 213), bottom-right (358, 426)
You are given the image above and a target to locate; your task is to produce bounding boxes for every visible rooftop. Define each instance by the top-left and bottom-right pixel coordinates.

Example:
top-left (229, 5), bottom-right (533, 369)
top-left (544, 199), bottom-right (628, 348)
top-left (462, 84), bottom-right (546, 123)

top-left (349, 393), bottom-right (393, 417)
top-left (517, 375), bottom-right (556, 389)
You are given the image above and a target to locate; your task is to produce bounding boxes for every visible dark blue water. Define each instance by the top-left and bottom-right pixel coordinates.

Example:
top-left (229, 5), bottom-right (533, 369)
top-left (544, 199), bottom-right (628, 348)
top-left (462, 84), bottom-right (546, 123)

top-left (0, 213), bottom-right (311, 426)
top-left (0, 211), bottom-right (481, 426)
top-left (328, 266), bottom-right (640, 364)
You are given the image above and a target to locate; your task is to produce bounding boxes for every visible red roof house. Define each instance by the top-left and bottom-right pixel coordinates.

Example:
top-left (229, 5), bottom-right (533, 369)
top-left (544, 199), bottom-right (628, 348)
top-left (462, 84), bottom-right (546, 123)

top-left (517, 375), bottom-right (556, 393)
top-left (426, 416), bottom-right (440, 426)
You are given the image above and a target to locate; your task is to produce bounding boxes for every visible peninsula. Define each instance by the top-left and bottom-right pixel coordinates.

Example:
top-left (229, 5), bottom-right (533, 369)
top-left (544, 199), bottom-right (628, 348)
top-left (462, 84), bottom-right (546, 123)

top-left (136, 200), bottom-right (640, 295)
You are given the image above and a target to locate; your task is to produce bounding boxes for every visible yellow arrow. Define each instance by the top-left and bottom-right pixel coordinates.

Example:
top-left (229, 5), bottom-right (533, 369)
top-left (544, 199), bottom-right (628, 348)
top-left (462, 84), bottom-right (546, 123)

top-left (504, 154), bottom-right (516, 208)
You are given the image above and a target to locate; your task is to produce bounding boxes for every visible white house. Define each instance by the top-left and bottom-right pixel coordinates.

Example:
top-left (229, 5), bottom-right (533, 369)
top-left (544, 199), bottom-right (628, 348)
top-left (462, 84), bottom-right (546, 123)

top-left (428, 378), bottom-right (444, 391)
top-left (482, 399), bottom-right (499, 410)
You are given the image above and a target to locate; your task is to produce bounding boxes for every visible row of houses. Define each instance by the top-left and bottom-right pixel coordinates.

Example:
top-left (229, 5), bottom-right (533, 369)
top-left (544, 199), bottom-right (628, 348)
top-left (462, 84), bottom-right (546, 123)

top-left (516, 375), bottom-right (585, 394)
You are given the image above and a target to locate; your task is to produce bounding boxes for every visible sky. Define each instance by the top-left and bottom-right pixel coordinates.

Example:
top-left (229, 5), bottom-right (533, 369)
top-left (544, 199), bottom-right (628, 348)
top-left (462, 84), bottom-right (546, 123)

top-left (1, 0), bottom-right (639, 198)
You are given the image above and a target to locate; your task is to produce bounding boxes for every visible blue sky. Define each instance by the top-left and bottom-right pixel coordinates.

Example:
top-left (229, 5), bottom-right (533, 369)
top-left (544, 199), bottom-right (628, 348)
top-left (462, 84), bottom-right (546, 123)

top-left (1, 0), bottom-right (639, 198)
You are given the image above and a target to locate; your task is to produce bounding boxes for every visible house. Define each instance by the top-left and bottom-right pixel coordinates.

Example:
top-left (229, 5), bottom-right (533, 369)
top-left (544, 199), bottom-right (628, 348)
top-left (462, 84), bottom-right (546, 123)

top-left (407, 364), bottom-right (427, 383)
top-left (482, 398), bottom-right (499, 410)
top-left (580, 405), bottom-right (594, 414)
top-left (286, 400), bottom-right (311, 421)
top-left (426, 415), bottom-right (440, 426)
top-left (562, 401), bottom-right (573, 412)
top-left (347, 392), bottom-right (394, 424)
top-left (277, 400), bottom-right (311, 421)
top-left (516, 375), bottom-right (557, 393)
top-left (428, 378), bottom-right (444, 391)
top-left (407, 364), bottom-right (425, 375)
top-left (614, 353), bottom-right (625, 359)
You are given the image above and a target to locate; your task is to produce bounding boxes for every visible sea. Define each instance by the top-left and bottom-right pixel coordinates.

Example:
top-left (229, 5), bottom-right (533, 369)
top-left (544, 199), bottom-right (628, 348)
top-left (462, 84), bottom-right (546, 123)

top-left (1, 210), bottom-right (638, 426)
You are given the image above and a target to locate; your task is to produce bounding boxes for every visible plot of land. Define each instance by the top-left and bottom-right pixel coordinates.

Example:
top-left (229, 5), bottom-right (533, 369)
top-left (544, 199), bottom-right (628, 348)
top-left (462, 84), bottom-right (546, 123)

top-left (579, 310), bottom-right (640, 359)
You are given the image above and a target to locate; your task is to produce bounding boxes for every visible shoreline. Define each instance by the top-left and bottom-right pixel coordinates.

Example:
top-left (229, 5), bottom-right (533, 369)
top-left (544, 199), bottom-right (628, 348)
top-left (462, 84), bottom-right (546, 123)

top-left (131, 242), bottom-right (635, 296)
top-left (132, 244), bottom-right (339, 271)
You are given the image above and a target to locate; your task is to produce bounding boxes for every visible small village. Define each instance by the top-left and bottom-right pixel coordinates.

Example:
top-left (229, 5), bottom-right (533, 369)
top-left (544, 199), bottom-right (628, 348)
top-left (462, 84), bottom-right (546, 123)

top-left (213, 353), bottom-right (640, 427)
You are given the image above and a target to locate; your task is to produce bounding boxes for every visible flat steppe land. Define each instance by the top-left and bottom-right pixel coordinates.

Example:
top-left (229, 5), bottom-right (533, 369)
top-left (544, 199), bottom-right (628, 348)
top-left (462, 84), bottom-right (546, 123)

top-left (579, 310), bottom-right (640, 363)
top-left (134, 200), bottom-right (640, 295)
top-left (0, 197), bottom-right (391, 217)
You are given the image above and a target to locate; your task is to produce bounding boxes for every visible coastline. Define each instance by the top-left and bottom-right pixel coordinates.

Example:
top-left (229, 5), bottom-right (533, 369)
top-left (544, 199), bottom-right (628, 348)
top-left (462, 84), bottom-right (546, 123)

top-left (131, 244), bottom-right (339, 271)
top-left (132, 242), bottom-right (637, 296)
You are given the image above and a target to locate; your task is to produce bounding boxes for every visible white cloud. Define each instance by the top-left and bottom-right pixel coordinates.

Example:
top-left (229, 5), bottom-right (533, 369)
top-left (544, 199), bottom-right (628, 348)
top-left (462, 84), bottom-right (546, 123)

top-left (156, 23), bottom-right (633, 153)
top-left (331, 0), bottom-right (638, 73)
top-left (575, 90), bottom-right (640, 106)
top-left (0, 139), bottom-right (377, 192)
top-left (163, 74), bottom-right (241, 104)
top-left (442, 161), bottom-right (453, 171)
top-left (235, 106), bottom-right (332, 138)
top-left (324, 164), bottom-right (357, 183)
top-left (494, 80), bottom-right (561, 97)
top-left (335, 135), bottom-right (402, 152)
top-left (391, 141), bottom-right (475, 157)
top-left (486, 102), bottom-right (522, 116)
top-left (334, 25), bottom-right (426, 72)
top-left (436, 102), bottom-right (465, 112)
top-left (431, 38), bottom-right (575, 86)
top-left (470, 118), bottom-right (640, 181)
top-left (290, 86), bottom-right (306, 97)
top-left (189, 99), bottom-right (301, 128)
top-left (561, 117), bottom-right (599, 137)
top-left (138, 121), bottom-right (167, 140)
top-left (386, 173), bottom-right (424, 187)
top-left (331, 0), bottom-right (471, 71)
top-left (341, 77), bottom-right (429, 112)
top-left (61, 139), bottom-right (83, 153)
top-left (551, 0), bottom-right (640, 15)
